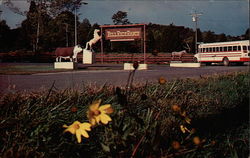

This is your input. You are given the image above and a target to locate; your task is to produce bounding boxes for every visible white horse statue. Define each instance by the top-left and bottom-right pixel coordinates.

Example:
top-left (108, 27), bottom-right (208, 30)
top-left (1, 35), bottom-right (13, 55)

top-left (85, 29), bottom-right (101, 50)
top-left (171, 50), bottom-right (187, 59)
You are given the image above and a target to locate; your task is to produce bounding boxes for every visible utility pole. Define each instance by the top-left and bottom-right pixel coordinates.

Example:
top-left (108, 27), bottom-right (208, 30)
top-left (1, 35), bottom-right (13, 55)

top-left (74, 1), bottom-right (88, 46)
top-left (74, 7), bottom-right (77, 46)
top-left (190, 10), bottom-right (202, 54)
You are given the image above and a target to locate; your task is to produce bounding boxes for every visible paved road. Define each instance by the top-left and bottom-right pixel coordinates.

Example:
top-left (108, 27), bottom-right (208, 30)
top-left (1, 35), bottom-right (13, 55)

top-left (0, 64), bottom-right (249, 94)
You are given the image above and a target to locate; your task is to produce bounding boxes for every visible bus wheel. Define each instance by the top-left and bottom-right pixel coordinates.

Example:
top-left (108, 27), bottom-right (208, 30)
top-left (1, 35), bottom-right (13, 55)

top-left (193, 57), bottom-right (198, 63)
top-left (223, 57), bottom-right (230, 66)
top-left (205, 62), bottom-right (212, 66)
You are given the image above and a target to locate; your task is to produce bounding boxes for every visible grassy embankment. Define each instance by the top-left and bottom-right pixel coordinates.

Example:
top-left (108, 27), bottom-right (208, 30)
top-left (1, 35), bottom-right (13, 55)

top-left (0, 72), bottom-right (249, 157)
top-left (0, 64), bottom-right (70, 75)
top-left (0, 63), bottom-right (122, 75)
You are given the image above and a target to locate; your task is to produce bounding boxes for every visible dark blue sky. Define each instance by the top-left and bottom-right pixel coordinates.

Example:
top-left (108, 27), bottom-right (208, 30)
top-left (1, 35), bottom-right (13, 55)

top-left (0, 0), bottom-right (249, 36)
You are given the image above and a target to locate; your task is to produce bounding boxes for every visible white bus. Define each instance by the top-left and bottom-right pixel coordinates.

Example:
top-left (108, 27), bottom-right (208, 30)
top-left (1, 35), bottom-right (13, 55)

top-left (194, 40), bottom-right (250, 66)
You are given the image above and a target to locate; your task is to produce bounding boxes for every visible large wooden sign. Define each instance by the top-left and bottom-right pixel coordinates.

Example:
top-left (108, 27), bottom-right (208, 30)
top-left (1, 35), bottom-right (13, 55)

top-left (100, 24), bottom-right (147, 63)
top-left (105, 28), bottom-right (142, 41)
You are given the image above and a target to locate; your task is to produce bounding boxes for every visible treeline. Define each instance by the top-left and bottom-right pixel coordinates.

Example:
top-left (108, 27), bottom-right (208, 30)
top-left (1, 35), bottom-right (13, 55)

top-left (0, 1), bottom-right (249, 54)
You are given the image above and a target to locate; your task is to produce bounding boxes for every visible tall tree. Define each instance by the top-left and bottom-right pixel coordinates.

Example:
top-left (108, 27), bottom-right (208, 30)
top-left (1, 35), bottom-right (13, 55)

top-left (112, 11), bottom-right (131, 25)
top-left (203, 31), bottom-right (216, 43)
top-left (49, 0), bottom-right (84, 17)
top-left (21, 1), bottom-right (38, 51)
top-left (197, 28), bottom-right (203, 43)
top-left (4, 0), bottom-right (85, 51)
top-left (3, 0), bottom-right (83, 17)
top-left (21, 1), bottom-right (51, 51)
top-left (48, 11), bottom-right (76, 48)
top-left (243, 28), bottom-right (249, 40)
top-left (217, 33), bottom-right (227, 42)
top-left (0, 20), bottom-right (11, 52)
top-left (78, 18), bottom-right (91, 47)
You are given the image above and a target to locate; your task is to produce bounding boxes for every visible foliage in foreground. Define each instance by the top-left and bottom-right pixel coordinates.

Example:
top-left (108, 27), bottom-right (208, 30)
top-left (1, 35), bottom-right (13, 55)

top-left (0, 72), bottom-right (249, 158)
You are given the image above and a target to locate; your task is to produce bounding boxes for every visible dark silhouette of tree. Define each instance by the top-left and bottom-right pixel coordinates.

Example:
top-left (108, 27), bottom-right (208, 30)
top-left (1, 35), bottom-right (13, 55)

top-left (3, 0), bottom-right (84, 17)
top-left (0, 20), bottom-right (11, 52)
top-left (112, 11), bottom-right (131, 25)
top-left (4, 0), bottom-right (85, 52)
top-left (147, 23), bottom-right (156, 53)
top-left (243, 28), bottom-right (249, 40)
top-left (203, 31), bottom-right (216, 43)
top-left (49, 0), bottom-right (85, 17)
top-left (21, 1), bottom-right (38, 51)
top-left (197, 28), bottom-right (203, 43)
top-left (78, 18), bottom-right (91, 46)
top-left (48, 11), bottom-right (75, 48)
top-left (217, 33), bottom-right (227, 42)
top-left (21, 1), bottom-right (51, 51)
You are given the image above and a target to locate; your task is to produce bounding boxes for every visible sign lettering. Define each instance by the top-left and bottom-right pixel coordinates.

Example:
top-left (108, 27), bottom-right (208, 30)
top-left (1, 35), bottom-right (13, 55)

top-left (105, 28), bottom-right (142, 40)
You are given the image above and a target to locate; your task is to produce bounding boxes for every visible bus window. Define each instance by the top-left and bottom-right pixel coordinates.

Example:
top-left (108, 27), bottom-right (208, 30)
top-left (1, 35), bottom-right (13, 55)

top-left (233, 46), bottom-right (237, 51)
top-left (238, 46), bottom-right (241, 51)
top-left (216, 47), bottom-right (219, 52)
top-left (243, 46), bottom-right (247, 50)
top-left (212, 47), bottom-right (215, 52)
top-left (248, 46), bottom-right (250, 50)
top-left (220, 47), bottom-right (223, 52)
top-left (224, 47), bottom-right (228, 51)
top-left (203, 48), bottom-right (206, 52)
top-left (228, 46), bottom-right (232, 51)
top-left (206, 48), bottom-right (208, 52)
top-left (209, 48), bottom-right (212, 52)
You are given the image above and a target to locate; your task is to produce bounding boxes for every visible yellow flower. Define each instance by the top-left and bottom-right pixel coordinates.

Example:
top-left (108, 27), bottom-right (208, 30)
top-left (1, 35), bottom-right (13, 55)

top-left (180, 125), bottom-right (186, 133)
top-left (180, 125), bottom-right (190, 134)
top-left (185, 117), bottom-right (191, 124)
top-left (180, 111), bottom-right (187, 117)
top-left (87, 99), bottom-right (113, 125)
top-left (63, 121), bottom-right (91, 143)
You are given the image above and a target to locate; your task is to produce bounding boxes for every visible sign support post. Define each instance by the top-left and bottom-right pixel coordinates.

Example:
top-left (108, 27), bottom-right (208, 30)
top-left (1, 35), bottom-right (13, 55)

top-left (144, 24), bottom-right (146, 64)
top-left (101, 27), bottom-right (104, 64)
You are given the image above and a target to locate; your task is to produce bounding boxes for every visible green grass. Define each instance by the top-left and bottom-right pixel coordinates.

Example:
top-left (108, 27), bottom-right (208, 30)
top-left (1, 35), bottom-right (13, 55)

top-left (0, 64), bottom-right (122, 75)
top-left (0, 72), bottom-right (249, 157)
top-left (0, 64), bottom-right (72, 75)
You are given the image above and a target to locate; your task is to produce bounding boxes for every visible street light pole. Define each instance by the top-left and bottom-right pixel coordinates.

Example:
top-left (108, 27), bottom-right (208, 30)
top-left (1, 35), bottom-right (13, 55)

top-left (190, 10), bottom-right (202, 54)
top-left (74, 1), bottom-right (88, 46)
top-left (74, 7), bottom-right (77, 46)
